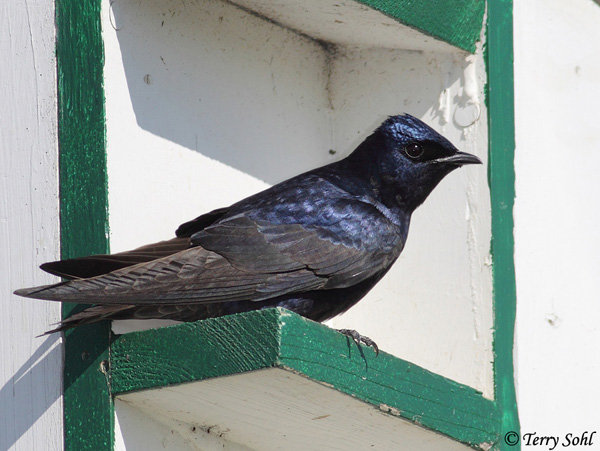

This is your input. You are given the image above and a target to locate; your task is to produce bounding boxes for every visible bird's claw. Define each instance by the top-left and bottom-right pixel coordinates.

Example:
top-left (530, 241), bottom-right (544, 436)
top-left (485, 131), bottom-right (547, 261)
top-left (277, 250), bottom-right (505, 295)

top-left (336, 328), bottom-right (379, 356)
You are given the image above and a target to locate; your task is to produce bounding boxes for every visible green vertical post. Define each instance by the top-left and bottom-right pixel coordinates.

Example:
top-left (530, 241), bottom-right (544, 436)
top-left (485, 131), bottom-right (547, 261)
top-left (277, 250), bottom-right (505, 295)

top-left (56, 0), bottom-right (113, 449)
top-left (486, 0), bottom-right (520, 449)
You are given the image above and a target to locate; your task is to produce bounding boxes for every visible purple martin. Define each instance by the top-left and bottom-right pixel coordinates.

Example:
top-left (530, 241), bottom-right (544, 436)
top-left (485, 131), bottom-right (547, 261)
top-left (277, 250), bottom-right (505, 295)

top-left (15, 114), bottom-right (481, 335)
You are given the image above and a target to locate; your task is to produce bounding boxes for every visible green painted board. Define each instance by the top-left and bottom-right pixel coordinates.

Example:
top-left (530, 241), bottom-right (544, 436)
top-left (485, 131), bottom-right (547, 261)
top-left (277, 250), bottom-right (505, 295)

top-left (357, 0), bottom-right (485, 52)
top-left (486, 0), bottom-right (521, 449)
top-left (110, 308), bottom-right (501, 448)
top-left (56, 0), bottom-right (112, 449)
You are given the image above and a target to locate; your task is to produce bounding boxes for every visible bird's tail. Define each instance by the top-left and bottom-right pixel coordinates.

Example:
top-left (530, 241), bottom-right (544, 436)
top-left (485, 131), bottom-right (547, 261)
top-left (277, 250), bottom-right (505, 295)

top-left (15, 284), bottom-right (135, 334)
top-left (39, 304), bottom-right (136, 335)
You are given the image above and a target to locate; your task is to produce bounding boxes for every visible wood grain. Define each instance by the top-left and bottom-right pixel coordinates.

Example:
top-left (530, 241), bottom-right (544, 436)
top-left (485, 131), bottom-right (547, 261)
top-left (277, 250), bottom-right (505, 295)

top-left (110, 308), bottom-right (501, 448)
top-left (0, 0), bottom-right (62, 449)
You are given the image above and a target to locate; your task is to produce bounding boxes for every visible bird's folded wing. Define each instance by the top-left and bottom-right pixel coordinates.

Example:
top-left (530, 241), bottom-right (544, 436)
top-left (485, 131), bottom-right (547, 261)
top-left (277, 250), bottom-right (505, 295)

top-left (175, 206), bottom-right (230, 237)
top-left (39, 205), bottom-right (234, 280)
top-left (191, 213), bottom-right (402, 290)
top-left (39, 237), bottom-right (191, 279)
top-left (15, 244), bottom-right (324, 303)
top-left (17, 211), bottom-right (401, 305)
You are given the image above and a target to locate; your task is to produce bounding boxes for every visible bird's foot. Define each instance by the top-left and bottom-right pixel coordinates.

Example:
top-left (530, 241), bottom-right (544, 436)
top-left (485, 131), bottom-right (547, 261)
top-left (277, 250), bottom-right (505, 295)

top-left (336, 328), bottom-right (379, 356)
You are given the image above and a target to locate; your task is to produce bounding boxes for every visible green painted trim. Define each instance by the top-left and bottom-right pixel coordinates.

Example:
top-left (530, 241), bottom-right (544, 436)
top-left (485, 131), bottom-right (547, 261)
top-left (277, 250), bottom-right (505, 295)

top-left (486, 0), bottom-right (520, 450)
top-left (357, 0), bottom-right (485, 52)
top-left (110, 308), bottom-right (501, 448)
top-left (52, 0), bottom-right (506, 448)
top-left (56, 0), bottom-right (113, 449)
top-left (61, 325), bottom-right (113, 450)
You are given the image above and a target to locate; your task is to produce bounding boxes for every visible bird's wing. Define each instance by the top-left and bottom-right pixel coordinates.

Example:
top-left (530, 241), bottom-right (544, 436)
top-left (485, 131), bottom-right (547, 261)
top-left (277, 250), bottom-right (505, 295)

top-left (40, 237), bottom-right (191, 279)
top-left (191, 210), bottom-right (403, 290)
top-left (16, 242), bottom-right (324, 303)
top-left (17, 202), bottom-right (403, 305)
top-left (38, 207), bottom-right (231, 279)
top-left (175, 206), bottom-right (230, 237)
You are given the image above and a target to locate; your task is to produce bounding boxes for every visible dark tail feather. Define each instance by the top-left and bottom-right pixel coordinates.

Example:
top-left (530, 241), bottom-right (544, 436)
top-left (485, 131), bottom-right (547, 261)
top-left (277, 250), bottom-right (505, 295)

top-left (39, 237), bottom-right (191, 279)
top-left (40, 257), bottom-right (135, 280)
top-left (39, 304), bottom-right (136, 335)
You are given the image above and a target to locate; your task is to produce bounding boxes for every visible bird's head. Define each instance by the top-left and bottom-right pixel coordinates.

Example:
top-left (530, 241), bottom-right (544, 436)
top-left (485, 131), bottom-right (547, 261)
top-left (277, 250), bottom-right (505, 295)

top-left (349, 114), bottom-right (481, 212)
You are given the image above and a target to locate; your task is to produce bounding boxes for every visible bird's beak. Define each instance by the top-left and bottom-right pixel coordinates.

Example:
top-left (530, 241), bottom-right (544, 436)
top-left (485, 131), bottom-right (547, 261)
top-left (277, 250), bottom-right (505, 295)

top-left (434, 151), bottom-right (482, 166)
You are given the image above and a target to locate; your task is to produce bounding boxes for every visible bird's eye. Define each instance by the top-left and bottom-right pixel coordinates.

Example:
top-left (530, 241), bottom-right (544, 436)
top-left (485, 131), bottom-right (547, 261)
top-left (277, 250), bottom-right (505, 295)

top-left (404, 143), bottom-right (424, 160)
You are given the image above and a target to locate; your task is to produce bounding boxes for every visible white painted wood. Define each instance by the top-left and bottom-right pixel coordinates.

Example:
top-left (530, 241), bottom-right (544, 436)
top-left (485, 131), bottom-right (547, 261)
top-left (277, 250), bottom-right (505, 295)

top-left (114, 400), bottom-right (254, 451)
top-left (227, 0), bottom-right (458, 52)
top-left (0, 0), bottom-right (63, 450)
top-left (116, 368), bottom-right (472, 451)
top-left (103, 0), bottom-right (492, 398)
top-left (514, 0), bottom-right (600, 440)
top-left (325, 47), bottom-right (493, 398)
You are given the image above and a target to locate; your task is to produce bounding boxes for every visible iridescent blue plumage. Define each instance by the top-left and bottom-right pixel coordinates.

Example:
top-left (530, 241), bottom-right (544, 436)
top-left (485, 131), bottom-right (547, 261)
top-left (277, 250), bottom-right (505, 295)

top-left (14, 114), bottom-right (481, 333)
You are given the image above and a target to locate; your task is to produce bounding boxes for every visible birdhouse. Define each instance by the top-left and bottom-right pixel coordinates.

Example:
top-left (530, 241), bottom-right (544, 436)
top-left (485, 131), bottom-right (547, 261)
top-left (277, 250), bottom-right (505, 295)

top-left (6, 0), bottom-right (519, 449)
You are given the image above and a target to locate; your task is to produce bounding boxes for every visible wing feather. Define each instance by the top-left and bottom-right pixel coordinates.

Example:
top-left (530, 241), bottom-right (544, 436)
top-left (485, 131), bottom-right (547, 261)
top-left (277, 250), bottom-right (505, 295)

top-left (18, 194), bottom-right (404, 306)
top-left (40, 237), bottom-right (191, 279)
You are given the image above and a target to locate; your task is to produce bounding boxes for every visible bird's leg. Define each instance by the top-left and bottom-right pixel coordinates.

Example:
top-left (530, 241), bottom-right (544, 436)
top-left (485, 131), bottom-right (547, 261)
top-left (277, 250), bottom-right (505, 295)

top-left (336, 328), bottom-right (379, 356)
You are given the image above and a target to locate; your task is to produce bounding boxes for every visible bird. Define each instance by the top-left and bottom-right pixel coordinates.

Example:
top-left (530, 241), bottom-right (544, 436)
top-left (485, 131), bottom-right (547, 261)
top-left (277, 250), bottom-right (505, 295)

top-left (15, 114), bottom-right (481, 340)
